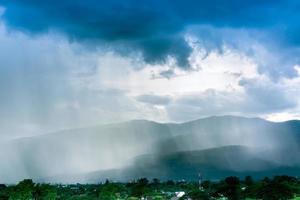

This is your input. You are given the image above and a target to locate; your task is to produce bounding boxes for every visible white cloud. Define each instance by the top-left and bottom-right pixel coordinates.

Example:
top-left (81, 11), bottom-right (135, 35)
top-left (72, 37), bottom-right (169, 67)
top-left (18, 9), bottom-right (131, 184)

top-left (1, 20), bottom-right (300, 140)
top-left (265, 112), bottom-right (300, 122)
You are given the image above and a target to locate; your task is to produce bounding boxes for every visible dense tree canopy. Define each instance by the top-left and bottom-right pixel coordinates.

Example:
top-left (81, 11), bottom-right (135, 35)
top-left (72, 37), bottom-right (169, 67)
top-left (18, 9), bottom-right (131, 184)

top-left (0, 176), bottom-right (299, 200)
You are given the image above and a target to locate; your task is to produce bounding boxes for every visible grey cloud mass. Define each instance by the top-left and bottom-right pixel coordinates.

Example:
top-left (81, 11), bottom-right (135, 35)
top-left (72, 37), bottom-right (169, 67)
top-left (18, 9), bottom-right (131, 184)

top-left (136, 94), bottom-right (172, 105)
top-left (0, 0), bottom-right (300, 136)
top-left (0, 0), bottom-right (300, 72)
top-left (165, 85), bottom-right (297, 122)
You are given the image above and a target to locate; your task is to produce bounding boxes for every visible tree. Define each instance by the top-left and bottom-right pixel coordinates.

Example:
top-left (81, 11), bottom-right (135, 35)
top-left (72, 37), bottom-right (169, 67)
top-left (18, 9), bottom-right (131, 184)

top-left (187, 189), bottom-right (210, 200)
top-left (152, 178), bottom-right (160, 186)
top-left (256, 179), bottom-right (294, 200)
top-left (130, 178), bottom-right (150, 197)
top-left (98, 182), bottom-right (125, 200)
top-left (137, 178), bottom-right (149, 186)
top-left (216, 177), bottom-right (241, 200)
top-left (9, 179), bottom-right (34, 200)
top-left (0, 184), bottom-right (9, 200)
top-left (201, 180), bottom-right (211, 190)
top-left (98, 191), bottom-right (117, 200)
top-left (166, 180), bottom-right (175, 186)
top-left (244, 176), bottom-right (254, 186)
top-left (33, 184), bottom-right (57, 200)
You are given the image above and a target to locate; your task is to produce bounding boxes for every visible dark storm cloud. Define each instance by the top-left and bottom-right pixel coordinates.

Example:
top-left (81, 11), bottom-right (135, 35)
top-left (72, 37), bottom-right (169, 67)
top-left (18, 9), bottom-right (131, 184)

top-left (186, 25), bottom-right (300, 79)
top-left (0, 0), bottom-right (299, 68)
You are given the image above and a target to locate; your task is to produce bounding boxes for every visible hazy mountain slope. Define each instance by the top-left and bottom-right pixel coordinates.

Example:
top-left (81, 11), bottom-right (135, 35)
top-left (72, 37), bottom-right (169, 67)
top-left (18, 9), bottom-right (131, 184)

top-left (158, 116), bottom-right (300, 165)
top-left (168, 116), bottom-right (300, 150)
top-left (0, 120), bottom-right (176, 182)
top-left (43, 145), bottom-right (300, 183)
top-left (0, 116), bottom-right (299, 183)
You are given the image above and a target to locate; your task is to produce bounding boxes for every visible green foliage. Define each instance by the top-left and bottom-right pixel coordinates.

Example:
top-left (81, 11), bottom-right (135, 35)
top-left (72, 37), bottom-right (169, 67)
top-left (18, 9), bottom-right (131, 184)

top-left (130, 178), bottom-right (150, 197)
top-left (98, 182), bottom-right (126, 200)
top-left (186, 189), bottom-right (210, 200)
top-left (33, 184), bottom-right (57, 200)
top-left (244, 176), bottom-right (254, 187)
top-left (0, 184), bottom-right (9, 200)
top-left (256, 178), bottom-right (295, 200)
top-left (0, 175), bottom-right (299, 200)
top-left (9, 179), bottom-right (34, 200)
top-left (215, 176), bottom-right (241, 200)
top-left (127, 197), bottom-right (139, 200)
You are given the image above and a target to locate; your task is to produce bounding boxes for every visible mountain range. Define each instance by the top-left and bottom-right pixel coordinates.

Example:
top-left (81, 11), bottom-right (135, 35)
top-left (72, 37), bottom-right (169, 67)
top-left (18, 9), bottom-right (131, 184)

top-left (0, 116), bottom-right (299, 183)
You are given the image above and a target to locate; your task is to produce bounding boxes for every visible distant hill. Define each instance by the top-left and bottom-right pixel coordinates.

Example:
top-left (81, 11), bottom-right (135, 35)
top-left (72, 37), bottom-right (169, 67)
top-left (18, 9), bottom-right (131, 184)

top-left (0, 116), bottom-right (299, 183)
top-left (43, 145), bottom-right (300, 183)
top-left (124, 145), bottom-right (300, 181)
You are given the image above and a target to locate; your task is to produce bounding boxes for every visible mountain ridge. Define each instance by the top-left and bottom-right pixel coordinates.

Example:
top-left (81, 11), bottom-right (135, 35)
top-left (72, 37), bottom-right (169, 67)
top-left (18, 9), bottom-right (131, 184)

top-left (6, 115), bottom-right (299, 143)
top-left (0, 115), bottom-right (299, 183)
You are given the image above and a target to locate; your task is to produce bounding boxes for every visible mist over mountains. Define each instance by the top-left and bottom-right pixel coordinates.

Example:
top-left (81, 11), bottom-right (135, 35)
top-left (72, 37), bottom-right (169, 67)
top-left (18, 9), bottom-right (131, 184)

top-left (0, 116), bottom-right (299, 183)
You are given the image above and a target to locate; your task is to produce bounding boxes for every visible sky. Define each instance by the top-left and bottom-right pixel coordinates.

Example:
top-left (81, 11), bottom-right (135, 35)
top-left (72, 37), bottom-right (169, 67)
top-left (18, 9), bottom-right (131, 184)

top-left (0, 0), bottom-right (300, 139)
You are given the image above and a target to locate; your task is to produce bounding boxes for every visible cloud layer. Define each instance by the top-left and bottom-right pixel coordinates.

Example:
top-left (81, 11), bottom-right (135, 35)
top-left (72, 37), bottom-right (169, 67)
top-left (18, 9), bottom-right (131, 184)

top-left (0, 1), bottom-right (300, 139)
top-left (1, 0), bottom-right (299, 70)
